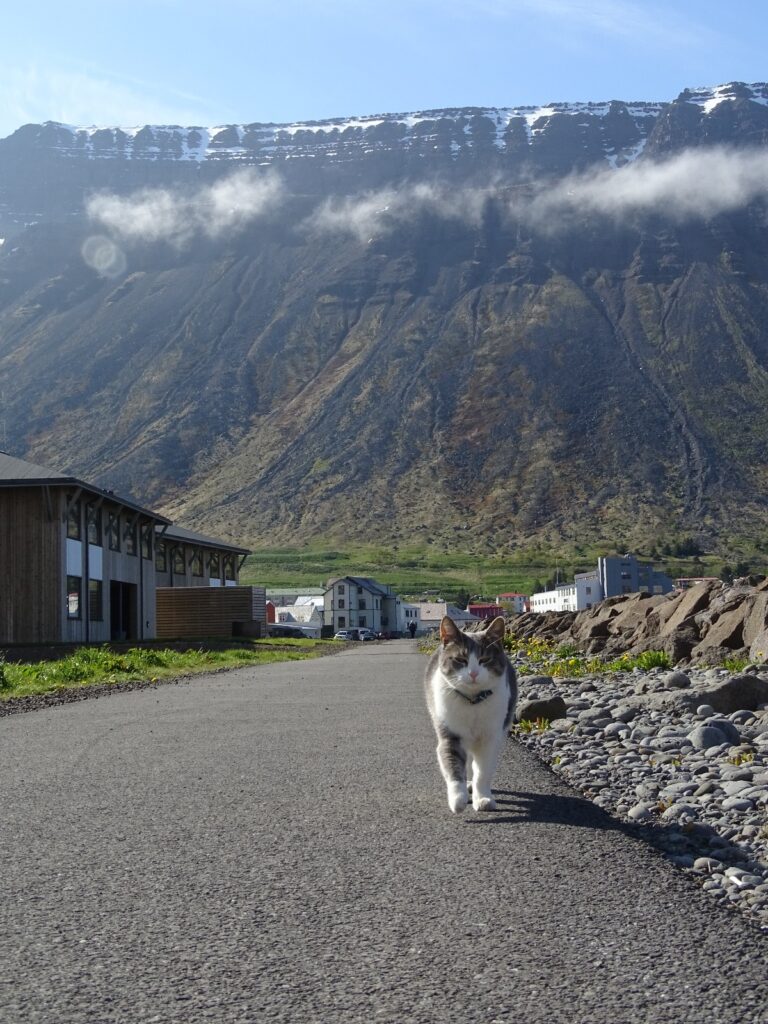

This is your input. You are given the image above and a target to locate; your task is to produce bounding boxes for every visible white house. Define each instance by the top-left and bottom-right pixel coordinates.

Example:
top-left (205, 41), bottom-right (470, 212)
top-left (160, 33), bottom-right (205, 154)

top-left (324, 576), bottom-right (402, 635)
top-left (416, 602), bottom-right (482, 634)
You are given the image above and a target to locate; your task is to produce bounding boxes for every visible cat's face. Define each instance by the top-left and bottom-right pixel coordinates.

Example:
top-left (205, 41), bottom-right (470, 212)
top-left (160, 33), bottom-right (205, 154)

top-left (437, 615), bottom-right (508, 689)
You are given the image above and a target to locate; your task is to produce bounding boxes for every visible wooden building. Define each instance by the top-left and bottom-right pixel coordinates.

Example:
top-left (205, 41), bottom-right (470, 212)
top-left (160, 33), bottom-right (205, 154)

top-left (0, 452), bottom-right (170, 644)
top-left (154, 524), bottom-right (249, 589)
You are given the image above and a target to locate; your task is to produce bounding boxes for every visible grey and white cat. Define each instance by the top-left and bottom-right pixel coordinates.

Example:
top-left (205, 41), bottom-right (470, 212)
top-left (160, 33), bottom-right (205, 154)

top-left (424, 615), bottom-right (517, 813)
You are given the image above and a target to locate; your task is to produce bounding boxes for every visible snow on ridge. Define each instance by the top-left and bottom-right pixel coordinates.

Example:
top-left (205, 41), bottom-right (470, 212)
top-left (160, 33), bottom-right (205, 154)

top-left (683, 81), bottom-right (768, 114)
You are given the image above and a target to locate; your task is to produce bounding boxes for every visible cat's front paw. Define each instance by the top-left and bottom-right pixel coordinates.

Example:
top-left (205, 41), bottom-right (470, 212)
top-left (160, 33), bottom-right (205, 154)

top-left (448, 786), bottom-right (468, 814)
top-left (473, 796), bottom-right (497, 812)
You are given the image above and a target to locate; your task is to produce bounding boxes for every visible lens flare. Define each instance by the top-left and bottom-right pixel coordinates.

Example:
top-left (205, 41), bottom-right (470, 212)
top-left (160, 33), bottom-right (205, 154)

top-left (81, 235), bottom-right (127, 278)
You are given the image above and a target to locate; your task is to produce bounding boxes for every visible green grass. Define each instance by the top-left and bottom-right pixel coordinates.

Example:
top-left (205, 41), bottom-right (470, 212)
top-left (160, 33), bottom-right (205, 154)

top-left (0, 639), bottom-right (338, 700)
top-left (240, 542), bottom-right (745, 602)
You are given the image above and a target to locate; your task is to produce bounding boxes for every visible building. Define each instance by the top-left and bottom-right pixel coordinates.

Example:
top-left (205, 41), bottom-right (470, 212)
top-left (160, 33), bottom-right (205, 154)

top-left (496, 592), bottom-right (529, 614)
top-left (468, 603), bottom-right (505, 620)
top-left (416, 602), bottom-right (482, 633)
top-left (531, 555), bottom-right (673, 615)
top-left (0, 450), bottom-right (259, 644)
top-left (0, 451), bottom-right (170, 644)
top-left (323, 576), bottom-right (402, 636)
top-left (598, 555), bottom-right (673, 598)
top-left (154, 524), bottom-right (249, 589)
top-left (530, 585), bottom-right (576, 614)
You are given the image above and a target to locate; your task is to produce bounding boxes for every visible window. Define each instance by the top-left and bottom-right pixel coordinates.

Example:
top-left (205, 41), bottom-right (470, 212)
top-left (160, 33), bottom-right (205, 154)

top-left (86, 505), bottom-right (102, 545)
top-left (357, 586), bottom-right (363, 595)
top-left (209, 551), bottom-right (220, 579)
top-left (107, 511), bottom-right (120, 551)
top-left (89, 580), bottom-right (103, 621)
top-left (359, 616), bottom-right (367, 627)
top-left (224, 555), bottom-right (236, 581)
top-left (173, 547), bottom-right (186, 575)
top-left (585, 586), bottom-right (591, 595)
top-left (338, 598), bottom-right (345, 609)
top-left (67, 576), bottom-right (82, 618)
top-left (338, 616), bottom-right (346, 627)
top-left (141, 523), bottom-right (153, 560)
top-left (191, 549), bottom-right (203, 577)
top-left (124, 520), bottom-right (137, 556)
top-left (337, 584), bottom-right (345, 595)
top-left (155, 541), bottom-right (168, 573)
top-left (359, 600), bottom-right (366, 610)
top-left (66, 498), bottom-right (81, 540)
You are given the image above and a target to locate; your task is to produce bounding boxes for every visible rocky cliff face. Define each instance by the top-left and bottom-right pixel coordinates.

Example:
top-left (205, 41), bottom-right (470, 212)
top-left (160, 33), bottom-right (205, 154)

top-left (2, 83), bottom-right (768, 551)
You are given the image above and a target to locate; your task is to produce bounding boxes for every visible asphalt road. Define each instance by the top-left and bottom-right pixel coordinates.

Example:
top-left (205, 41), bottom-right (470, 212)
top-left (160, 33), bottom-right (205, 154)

top-left (2, 641), bottom-right (768, 1024)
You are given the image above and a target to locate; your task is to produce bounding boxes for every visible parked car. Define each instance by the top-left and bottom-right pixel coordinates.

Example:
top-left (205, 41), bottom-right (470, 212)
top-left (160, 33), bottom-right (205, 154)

top-left (334, 629), bottom-right (354, 640)
top-left (269, 624), bottom-right (309, 639)
top-left (358, 629), bottom-right (376, 641)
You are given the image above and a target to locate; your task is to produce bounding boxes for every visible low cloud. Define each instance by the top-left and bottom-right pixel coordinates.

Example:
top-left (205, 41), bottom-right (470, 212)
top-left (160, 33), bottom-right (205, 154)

top-left (305, 182), bottom-right (491, 241)
top-left (85, 146), bottom-right (768, 261)
top-left (523, 146), bottom-right (768, 226)
top-left (87, 169), bottom-right (284, 246)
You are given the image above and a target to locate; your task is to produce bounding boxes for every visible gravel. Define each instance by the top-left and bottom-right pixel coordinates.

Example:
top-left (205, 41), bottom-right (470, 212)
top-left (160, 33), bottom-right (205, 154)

top-left (513, 662), bottom-right (768, 930)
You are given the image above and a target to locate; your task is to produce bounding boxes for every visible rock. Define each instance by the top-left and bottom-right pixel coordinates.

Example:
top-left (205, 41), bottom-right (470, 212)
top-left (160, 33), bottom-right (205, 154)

top-left (684, 675), bottom-right (768, 714)
top-left (517, 695), bottom-right (567, 724)
top-left (706, 718), bottom-right (742, 744)
top-left (665, 670), bottom-right (691, 689)
top-left (687, 725), bottom-right (735, 750)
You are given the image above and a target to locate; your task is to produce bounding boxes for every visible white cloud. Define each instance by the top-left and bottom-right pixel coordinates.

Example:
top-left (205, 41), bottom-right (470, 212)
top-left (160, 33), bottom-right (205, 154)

top-left (87, 170), bottom-right (284, 246)
top-left (305, 182), bottom-right (491, 241)
top-left (524, 146), bottom-right (768, 225)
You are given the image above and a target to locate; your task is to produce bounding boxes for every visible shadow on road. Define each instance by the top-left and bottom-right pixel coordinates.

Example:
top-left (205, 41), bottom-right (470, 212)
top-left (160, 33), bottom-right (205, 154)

top-left (463, 789), bottom-right (623, 829)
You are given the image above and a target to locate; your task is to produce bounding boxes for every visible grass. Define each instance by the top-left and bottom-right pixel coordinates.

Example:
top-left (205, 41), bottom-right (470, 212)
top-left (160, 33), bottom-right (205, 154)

top-left (0, 638), bottom-right (339, 701)
top-left (239, 542), bottom-right (737, 602)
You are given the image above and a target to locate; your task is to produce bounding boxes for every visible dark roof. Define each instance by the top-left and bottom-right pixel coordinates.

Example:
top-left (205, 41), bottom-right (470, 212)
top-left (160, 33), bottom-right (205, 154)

top-left (0, 451), bottom-right (170, 523)
top-left (325, 575), bottom-right (392, 597)
top-left (158, 523), bottom-right (250, 555)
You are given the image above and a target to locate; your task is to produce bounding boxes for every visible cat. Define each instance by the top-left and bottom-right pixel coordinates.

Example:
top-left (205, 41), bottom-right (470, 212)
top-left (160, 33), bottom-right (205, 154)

top-left (423, 614), bottom-right (517, 813)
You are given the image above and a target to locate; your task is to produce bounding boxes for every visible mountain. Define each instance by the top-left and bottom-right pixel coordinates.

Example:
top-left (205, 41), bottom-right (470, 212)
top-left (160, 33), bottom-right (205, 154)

top-left (2, 82), bottom-right (768, 555)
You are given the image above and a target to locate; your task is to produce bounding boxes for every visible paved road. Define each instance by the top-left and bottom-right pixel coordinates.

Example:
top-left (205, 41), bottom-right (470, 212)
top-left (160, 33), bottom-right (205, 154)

top-left (2, 641), bottom-right (768, 1024)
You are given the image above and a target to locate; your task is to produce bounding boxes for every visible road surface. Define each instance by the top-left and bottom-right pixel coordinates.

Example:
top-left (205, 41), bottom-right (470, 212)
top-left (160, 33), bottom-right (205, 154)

top-left (2, 641), bottom-right (768, 1023)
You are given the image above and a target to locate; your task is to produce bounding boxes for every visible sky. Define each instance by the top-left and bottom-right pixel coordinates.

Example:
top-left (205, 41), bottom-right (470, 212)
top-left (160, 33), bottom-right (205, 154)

top-left (1, 0), bottom-right (767, 139)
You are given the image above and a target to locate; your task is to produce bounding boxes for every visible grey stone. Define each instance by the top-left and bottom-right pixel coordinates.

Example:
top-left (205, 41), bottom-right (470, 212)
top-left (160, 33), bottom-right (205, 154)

top-left (687, 725), bottom-right (733, 751)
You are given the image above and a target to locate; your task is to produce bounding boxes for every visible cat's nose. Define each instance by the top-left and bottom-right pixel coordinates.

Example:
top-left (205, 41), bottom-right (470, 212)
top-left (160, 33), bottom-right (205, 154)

top-left (469, 669), bottom-right (479, 681)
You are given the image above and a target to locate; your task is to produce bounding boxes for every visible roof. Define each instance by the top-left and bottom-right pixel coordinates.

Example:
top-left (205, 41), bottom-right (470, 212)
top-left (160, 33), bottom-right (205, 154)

top-left (158, 523), bottom-right (250, 555)
top-left (325, 575), bottom-right (393, 597)
top-left (0, 450), bottom-right (170, 524)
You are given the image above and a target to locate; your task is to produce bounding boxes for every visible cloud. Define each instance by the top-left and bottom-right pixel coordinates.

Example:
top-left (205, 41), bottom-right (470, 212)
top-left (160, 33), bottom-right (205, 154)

top-left (305, 182), bottom-right (491, 241)
top-left (87, 170), bottom-right (284, 246)
top-left (86, 145), bottom-right (768, 259)
top-left (523, 146), bottom-right (768, 226)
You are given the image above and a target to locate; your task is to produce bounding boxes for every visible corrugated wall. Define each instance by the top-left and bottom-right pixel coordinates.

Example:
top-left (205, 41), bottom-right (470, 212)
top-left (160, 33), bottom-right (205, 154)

top-left (156, 586), bottom-right (267, 639)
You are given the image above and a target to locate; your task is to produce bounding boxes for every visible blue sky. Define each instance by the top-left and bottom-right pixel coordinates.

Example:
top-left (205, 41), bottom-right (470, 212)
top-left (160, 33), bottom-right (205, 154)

top-left (2, 0), bottom-right (766, 138)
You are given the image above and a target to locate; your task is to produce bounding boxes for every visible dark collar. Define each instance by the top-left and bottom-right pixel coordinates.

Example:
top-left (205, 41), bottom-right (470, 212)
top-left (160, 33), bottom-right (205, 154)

top-left (453, 688), bottom-right (494, 705)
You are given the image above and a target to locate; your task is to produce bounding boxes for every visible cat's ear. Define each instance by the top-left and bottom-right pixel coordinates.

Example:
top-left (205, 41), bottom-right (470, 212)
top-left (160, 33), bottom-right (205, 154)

top-left (440, 616), bottom-right (461, 644)
top-left (485, 616), bottom-right (506, 645)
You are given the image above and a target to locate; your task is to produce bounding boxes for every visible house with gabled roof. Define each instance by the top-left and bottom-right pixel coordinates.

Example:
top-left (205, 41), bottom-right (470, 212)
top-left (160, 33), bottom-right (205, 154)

top-left (0, 450), bottom-right (170, 644)
top-left (323, 576), bottom-right (403, 636)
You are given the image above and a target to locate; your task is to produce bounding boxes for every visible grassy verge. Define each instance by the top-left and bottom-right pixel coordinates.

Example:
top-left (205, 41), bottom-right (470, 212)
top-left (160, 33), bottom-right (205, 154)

top-left (0, 638), bottom-right (340, 701)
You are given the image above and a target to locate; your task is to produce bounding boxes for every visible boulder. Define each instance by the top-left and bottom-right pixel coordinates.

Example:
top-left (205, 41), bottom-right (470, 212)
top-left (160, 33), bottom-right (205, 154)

top-left (517, 695), bottom-right (567, 724)
top-left (681, 674), bottom-right (768, 714)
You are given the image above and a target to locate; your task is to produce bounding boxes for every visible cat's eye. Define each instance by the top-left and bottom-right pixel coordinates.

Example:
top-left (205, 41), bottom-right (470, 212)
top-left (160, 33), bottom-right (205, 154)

top-left (452, 657), bottom-right (468, 668)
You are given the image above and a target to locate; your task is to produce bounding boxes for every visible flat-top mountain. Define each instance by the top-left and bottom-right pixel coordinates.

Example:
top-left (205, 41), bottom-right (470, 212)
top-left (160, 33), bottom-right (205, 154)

top-left (2, 81), bottom-right (768, 553)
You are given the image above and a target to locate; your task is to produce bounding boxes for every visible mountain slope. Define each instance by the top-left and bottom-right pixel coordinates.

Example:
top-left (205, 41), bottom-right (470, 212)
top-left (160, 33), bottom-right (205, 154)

top-left (2, 83), bottom-right (768, 553)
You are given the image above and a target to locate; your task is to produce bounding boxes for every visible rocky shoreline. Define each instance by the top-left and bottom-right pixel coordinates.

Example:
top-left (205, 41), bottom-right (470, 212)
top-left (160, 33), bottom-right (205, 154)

top-left (512, 662), bottom-right (768, 930)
